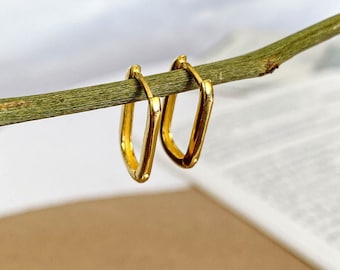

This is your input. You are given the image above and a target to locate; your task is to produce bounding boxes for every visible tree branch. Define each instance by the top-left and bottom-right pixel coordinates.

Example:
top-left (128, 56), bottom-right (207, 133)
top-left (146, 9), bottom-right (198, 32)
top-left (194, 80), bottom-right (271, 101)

top-left (1, 14), bottom-right (340, 126)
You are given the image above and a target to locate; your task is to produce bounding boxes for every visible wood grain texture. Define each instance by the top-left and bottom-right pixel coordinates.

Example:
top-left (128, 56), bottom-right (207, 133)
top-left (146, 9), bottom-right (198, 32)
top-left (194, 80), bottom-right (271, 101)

top-left (0, 14), bottom-right (339, 126)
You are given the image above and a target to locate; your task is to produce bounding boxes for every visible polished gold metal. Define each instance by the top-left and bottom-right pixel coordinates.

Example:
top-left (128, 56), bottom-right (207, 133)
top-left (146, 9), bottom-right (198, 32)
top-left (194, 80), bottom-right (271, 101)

top-left (120, 65), bottom-right (161, 183)
top-left (161, 55), bottom-right (214, 168)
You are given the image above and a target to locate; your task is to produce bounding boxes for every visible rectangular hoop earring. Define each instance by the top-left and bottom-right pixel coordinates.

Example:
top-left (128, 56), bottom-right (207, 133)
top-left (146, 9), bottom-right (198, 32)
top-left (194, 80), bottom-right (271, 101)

top-left (161, 55), bottom-right (214, 168)
top-left (120, 65), bottom-right (161, 183)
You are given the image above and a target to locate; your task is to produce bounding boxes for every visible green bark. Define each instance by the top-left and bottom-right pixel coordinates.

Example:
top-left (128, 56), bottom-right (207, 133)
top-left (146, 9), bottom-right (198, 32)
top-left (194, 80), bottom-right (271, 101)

top-left (1, 14), bottom-right (340, 126)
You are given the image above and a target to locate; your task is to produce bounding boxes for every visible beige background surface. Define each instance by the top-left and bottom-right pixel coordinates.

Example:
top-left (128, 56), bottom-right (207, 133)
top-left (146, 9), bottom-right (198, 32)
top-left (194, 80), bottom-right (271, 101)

top-left (0, 189), bottom-right (313, 269)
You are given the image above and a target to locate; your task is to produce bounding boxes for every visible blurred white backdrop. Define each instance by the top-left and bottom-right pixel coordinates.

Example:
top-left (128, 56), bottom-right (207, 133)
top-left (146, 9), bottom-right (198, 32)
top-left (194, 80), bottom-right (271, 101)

top-left (0, 0), bottom-right (339, 97)
top-left (0, 1), bottom-right (339, 217)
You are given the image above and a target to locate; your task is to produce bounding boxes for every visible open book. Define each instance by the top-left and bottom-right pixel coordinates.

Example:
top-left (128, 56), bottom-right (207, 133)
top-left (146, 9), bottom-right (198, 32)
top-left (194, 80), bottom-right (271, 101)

top-left (162, 34), bottom-right (340, 269)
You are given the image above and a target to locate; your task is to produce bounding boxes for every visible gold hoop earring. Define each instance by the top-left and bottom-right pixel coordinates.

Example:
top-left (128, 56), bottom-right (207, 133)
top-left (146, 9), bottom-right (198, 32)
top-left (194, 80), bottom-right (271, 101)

top-left (120, 65), bottom-right (161, 183)
top-left (161, 55), bottom-right (214, 168)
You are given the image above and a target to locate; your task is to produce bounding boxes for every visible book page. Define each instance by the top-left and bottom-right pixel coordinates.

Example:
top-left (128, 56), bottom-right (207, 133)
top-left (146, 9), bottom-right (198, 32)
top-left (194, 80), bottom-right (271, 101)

top-left (163, 37), bottom-right (340, 269)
